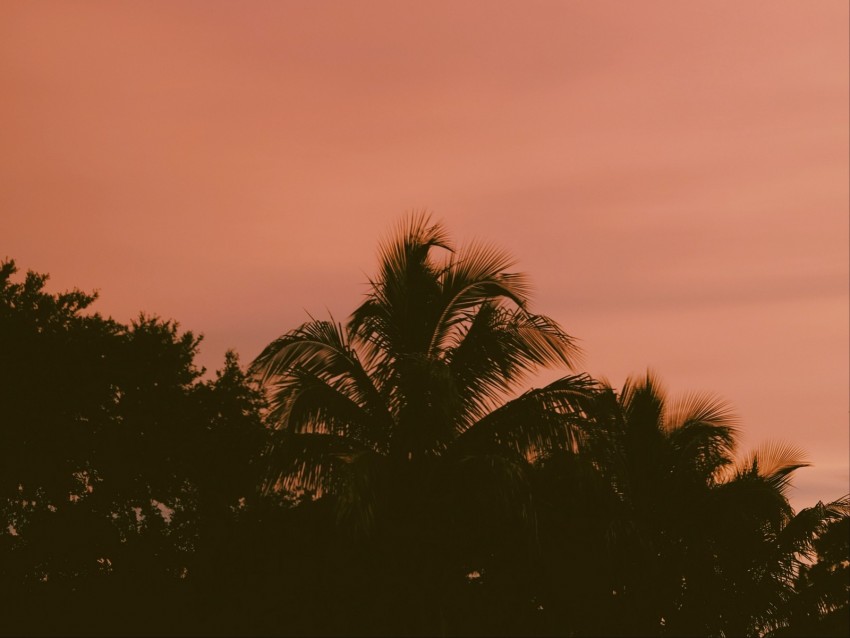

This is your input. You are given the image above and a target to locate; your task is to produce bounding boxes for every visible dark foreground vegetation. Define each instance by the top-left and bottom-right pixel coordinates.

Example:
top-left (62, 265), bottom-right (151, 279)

top-left (1, 217), bottom-right (847, 637)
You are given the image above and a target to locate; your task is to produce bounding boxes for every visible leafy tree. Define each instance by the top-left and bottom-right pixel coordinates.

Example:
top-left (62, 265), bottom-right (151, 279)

top-left (0, 259), bottom-right (268, 635)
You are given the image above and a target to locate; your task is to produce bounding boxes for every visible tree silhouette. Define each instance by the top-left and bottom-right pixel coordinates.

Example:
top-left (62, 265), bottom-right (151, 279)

top-left (251, 214), bottom-right (594, 633)
top-left (533, 372), bottom-right (849, 637)
top-left (777, 511), bottom-right (850, 636)
top-left (0, 259), bottom-right (268, 635)
top-left (2, 215), bottom-right (847, 637)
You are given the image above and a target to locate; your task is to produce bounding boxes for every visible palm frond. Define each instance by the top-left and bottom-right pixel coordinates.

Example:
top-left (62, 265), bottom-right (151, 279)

top-left (668, 422), bottom-right (737, 483)
top-left (448, 304), bottom-right (581, 423)
top-left (349, 212), bottom-right (450, 364)
top-left (267, 367), bottom-right (385, 451)
top-left (375, 212), bottom-right (453, 281)
top-left (665, 393), bottom-right (739, 481)
top-left (251, 318), bottom-right (353, 382)
top-left (666, 392), bottom-right (739, 434)
top-left (618, 371), bottom-right (667, 437)
top-left (728, 441), bottom-right (810, 497)
top-left (776, 495), bottom-right (850, 561)
top-left (712, 463), bottom-right (796, 533)
top-left (262, 431), bottom-right (369, 498)
top-left (451, 374), bottom-right (598, 460)
top-left (250, 318), bottom-right (391, 435)
top-left (427, 241), bottom-right (532, 357)
top-left (751, 441), bottom-right (810, 477)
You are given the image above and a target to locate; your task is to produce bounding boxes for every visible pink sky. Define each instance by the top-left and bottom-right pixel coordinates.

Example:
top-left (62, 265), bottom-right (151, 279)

top-left (2, 1), bottom-right (847, 510)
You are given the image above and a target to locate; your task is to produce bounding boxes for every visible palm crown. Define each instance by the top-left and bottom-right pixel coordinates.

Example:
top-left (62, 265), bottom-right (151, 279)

top-left (251, 214), bottom-right (591, 522)
top-left (534, 372), bottom-right (848, 636)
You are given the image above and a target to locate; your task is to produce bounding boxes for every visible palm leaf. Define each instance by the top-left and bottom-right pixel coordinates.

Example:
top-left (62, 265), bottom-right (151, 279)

top-left (448, 304), bottom-right (581, 423)
top-left (775, 495), bottom-right (850, 561)
top-left (349, 212), bottom-right (451, 365)
top-left (666, 392), bottom-right (739, 481)
top-left (451, 374), bottom-right (597, 460)
top-left (262, 431), bottom-right (369, 498)
top-left (728, 441), bottom-right (810, 498)
top-left (251, 318), bottom-right (392, 436)
top-left (618, 371), bottom-right (667, 437)
top-left (427, 241), bottom-right (531, 357)
top-left (267, 367), bottom-right (384, 451)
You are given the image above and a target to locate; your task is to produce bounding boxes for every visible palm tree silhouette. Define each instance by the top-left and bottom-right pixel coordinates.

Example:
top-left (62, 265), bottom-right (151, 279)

top-left (779, 509), bottom-right (850, 636)
top-left (534, 372), bottom-right (738, 635)
top-left (251, 213), bottom-right (592, 532)
top-left (251, 214), bottom-right (596, 632)
top-left (701, 448), bottom-right (849, 636)
top-left (534, 372), bottom-right (848, 636)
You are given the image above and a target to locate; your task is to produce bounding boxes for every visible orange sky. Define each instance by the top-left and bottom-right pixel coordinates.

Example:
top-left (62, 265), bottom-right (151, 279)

top-left (2, 0), bottom-right (847, 510)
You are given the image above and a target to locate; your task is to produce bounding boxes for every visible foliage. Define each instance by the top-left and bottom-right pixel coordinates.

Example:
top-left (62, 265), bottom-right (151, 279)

top-left (532, 373), bottom-right (848, 637)
top-left (771, 507), bottom-right (850, 637)
top-left (250, 214), bottom-right (595, 632)
top-left (0, 259), bottom-right (268, 634)
top-left (1, 215), bottom-right (847, 637)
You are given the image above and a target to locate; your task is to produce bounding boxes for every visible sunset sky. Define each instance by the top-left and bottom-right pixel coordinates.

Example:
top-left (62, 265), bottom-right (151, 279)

top-left (2, 1), bottom-right (847, 510)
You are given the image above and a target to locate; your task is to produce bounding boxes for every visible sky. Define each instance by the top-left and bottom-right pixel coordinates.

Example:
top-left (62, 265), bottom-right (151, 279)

top-left (1, 0), bottom-right (847, 511)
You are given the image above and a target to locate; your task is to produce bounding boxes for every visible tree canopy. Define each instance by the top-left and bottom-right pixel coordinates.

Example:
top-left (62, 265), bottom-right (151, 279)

top-left (0, 217), bottom-right (846, 637)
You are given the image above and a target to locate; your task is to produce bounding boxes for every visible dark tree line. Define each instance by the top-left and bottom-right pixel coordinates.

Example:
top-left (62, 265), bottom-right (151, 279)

top-left (1, 217), bottom-right (847, 636)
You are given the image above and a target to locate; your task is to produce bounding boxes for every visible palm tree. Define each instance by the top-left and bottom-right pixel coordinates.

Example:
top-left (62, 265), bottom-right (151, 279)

top-left (533, 372), bottom-right (739, 635)
top-left (776, 506), bottom-right (850, 636)
top-left (703, 452), bottom-right (849, 637)
top-left (534, 372), bottom-right (847, 637)
top-left (250, 214), bottom-right (592, 632)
